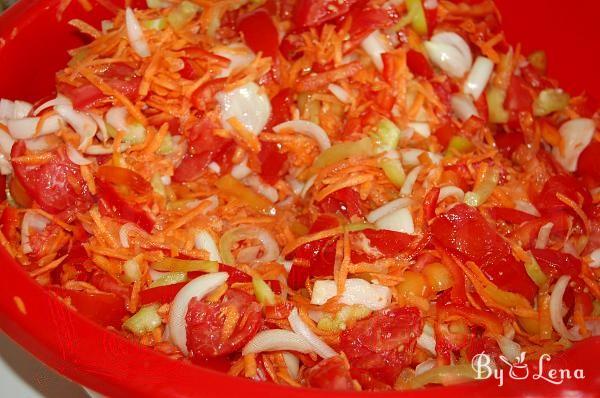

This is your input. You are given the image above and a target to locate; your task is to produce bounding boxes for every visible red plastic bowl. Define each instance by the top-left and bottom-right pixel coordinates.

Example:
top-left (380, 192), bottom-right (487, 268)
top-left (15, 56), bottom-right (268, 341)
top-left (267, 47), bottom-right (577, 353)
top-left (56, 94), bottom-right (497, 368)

top-left (1, 1), bottom-right (599, 397)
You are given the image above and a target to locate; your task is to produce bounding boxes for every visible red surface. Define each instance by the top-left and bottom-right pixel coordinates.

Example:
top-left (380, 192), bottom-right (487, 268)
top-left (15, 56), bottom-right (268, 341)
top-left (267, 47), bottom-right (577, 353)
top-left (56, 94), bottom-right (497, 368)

top-left (1, 0), bottom-right (600, 397)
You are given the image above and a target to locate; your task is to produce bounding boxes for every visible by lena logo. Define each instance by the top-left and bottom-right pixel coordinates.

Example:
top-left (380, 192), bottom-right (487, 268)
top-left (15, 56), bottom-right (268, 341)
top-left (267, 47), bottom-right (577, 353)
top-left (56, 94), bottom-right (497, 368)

top-left (471, 352), bottom-right (585, 387)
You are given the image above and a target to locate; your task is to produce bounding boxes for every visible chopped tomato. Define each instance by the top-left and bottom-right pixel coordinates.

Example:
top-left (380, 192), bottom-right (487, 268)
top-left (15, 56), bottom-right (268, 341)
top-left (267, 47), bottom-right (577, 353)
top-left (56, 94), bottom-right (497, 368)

top-left (431, 204), bottom-right (538, 301)
top-left (50, 286), bottom-right (127, 328)
top-left (60, 63), bottom-right (140, 110)
top-left (293, 0), bottom-right (359, 28)
top-left (317, 187), bottom-right (364, 218)
top-left (266, 88), bottom-right (294, 129)
top-left (279, 31), bottom-right (305, 61)
top-left (1, 206), bottom-right (21, 243)
top-left (306, 356), bottom-right (354, 391)
top-left (531, 248), bottom-right (582, 281)
top-left (96, 167), bottom-right (155, 232)
top-left (186, 288), bottom-right (262, 360)
top-left (0, 175), bottom-right (5, 201)
top-left (533, 175), bottom-right (592, 216)
top-left (258, 141), bottom-right (288, 185)
top-left (11, 141), bottom-right (93, 215)
top-left (495, 132), bottom-right (525, 156)
top-left (489, 207), bottom-right (537, 224)
top-left (504, 75), bottom-right (534, 112)
top-left (361, 229), bottom-right (414, 258)
top-left (191, 78), bottom-right (227, 111)
top-left (237, 9), bottom-right (279, 58)
top-left (9, 175), bottom-right (33, 208)
top-left (577, 142), bottom-right (600, 184)
top-left (434, 123), bottom-right (459, 149)
top-left (140, 282), bottom-right (187, 305)
top-left (423, 187), bottom-right (440, 222)
top-left (407, 50), bottom-right (434, 79)
top-left (511, 211), bottom-right (570, 249)
top-left (179, 58), bottom-right (197, 80)
top-left (344, 7), bottom-right (396, 48)
top-left (340, 306), bottom-right (422, 386)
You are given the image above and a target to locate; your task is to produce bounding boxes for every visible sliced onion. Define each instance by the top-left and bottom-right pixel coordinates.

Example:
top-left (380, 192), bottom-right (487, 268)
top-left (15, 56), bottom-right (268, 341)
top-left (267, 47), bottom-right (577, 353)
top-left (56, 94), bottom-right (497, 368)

top-left (242, 329), bottom-right (313, 356)
top-left (200, 195), bottom-right (219, 214)
top-left (119, 222), bottom-right (149, 248)
top-left (90, 113), bottom-right (109, 142)
top-left (21, 211), bottom-right (50, 254)
top-left (0, 130), bottom-right (15, 156)
top-left (375, 206), bottom-right (415, 234)
top-left (415, 359), bottom-right (437, 376)
top-left (33, 95), bottom-right (71, 116)
top-left (311, 279), bottom-right (392, 310)
top-left (401, 166), bottom-right (423, 196)
top-left (535, 222), bottom-right (554, 249)
top-left (195, 230), bottom-right (222, 262)
top-left (207, 161), bottom-right (221, 174)
top-left (67, 144), bottom-right (93, 166)
top-left (217, 82), bottom-right (271, 136)
top-left (589, 248), bottom-right (600, 268)
top-left (438, 186), bottom-right (465, 202)
top-left (360, 30), bottom-right (390, 71)
top-left (243, 175), bottom-right (278, 203)
top-left (400, 149), bottom-right (441, 167)
top-left (515, 200), bottom-right (540, 217)
top-left (213, 43), bottom-right (255, 78)
top-left (300, 175), bottom-right (317, 198)
top-left (7, 115), bottom-right (63, 139)
top-left (569, 320), bottom-right (600, 339)
top-left (219, 226), bottom-right (280, 265)
top-left (273, 120), bottom-right (331, 151)
top-left (237, 246), bottom-right (262, 263)
top-left (0, 153), bottom-right (12, 175)
top-left (409, 122), bottom-right (431, 138)
top-left (25, 136), bottom-right (53, 151)
top-left (550, 275), bottom-right (582, 341)
top-left (125, 7), bottom-right (151, 58)
top-left (106, 106), bottom-right (129, 132)
top-left (451, 93), bottom-right (478, 122)
top-left (366, 197), bottom-right (412, 223)
top-left (288, 308), bottom-right (336, 359)
top-left (282, 352), bottom-right (300, 379)
top-left (0, 99), bottom-right (15, 119)
top-left (496, 335), bottom-right (521, 362)
top-left (424, 32), bottom-right (472, 78)
top-left (552, 118), bottom-right (595, 172)
top-left (168, 272), bottom-right (229, 355)
top-left (463, 56), bottom-right (494, 100)
top-left (231, 156), bottom-right (252, 179)
top-left (417, 325), bottom-right (436, 355)
top-left (328, 84), bottom-right (351, 103)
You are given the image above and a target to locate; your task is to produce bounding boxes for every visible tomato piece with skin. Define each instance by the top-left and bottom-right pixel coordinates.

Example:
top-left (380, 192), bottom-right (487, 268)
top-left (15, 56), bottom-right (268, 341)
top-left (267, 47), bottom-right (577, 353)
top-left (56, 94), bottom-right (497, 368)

top-left (306, 356), bottom-right (355, 391)
top-left (504, 75), bottom-right (534, 112)
top-left (511, 211), bottom-right (570, 249)
top-left (0, 175), bottom-right (6, 201)
top-left (407, 50), bottom-right (434, 79)
top-left (191, 78), bottom-right (227, 111)
top-left (293, 0), bottom-right (360, 28)
top-left (186, 288), bottom-right (262, 360)
top-left (489, 207), bottom-right (537, 224)
top-left (258, 141), bottom-right (288, 185)
top-left (534, 175), bottom-right (592, 216)
top-left (343, 6), bottom-right (397, 49)
top-left (431, 204), bottom-right (538, 301)
top-left (531, 248), bottom-right (582, 281)
top-left (340, 306), bottom-right (422, 386)
top-left (361, 229), bottom-right (414, 258)
top-left (577, 142), bottom-right (600, 184)
top-left (1, 206), bottom-right (21, 243)
top-left (495, 132), bottom-right (525, 157)
top-left (266, 88), bottom-right (294, 129)
top-left (49, 286), bottom-right (127, 328)
top-left (11, 141), bottom-right (93, 215)
top-left (318, 187), bottom-right (364, 218)
top-left (140, 282), bottom-right (188, 305)
top-left (237, 9), bottom-right (279, 58)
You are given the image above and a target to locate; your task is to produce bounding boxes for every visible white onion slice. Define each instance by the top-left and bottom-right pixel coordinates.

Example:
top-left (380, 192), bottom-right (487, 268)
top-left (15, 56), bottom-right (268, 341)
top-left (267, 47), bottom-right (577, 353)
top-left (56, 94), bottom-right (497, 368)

top-left (195, 230), bottom-right (222, 262)
top-left (300, 175), bottom-right (317, 198)
top-left (213, 43), bottom-right (255, 78)
top-left (549, 275), bottom-right (582, 341)
top-left (0, 99), bottom-right (32, 119)
top-left (125, 7), bottom-right (151, 58)
top-left (243, 175), bottom-right (278, 202)
top-left (0, 130), bottom-right (15, 156)
top-left (496, 335), bottom-right (521, 362)
top-left (360, 30), bottom-right (390, 71)
top-left (366, 197), bottom-right (412, 223)
top-left (589, 248), bottom-right (600, 268)
top-left (415, 359), bottom-right (437, 376)
top-left (463, 56), bottom-right (494, 100)
top-left (311, 279), bottom-right (392, 310)
top-left (242, 329), bottom-right (313, 356)
top-left (7, 115), bottom-right (63, 139)
top-left (221, 226), bottom-right (280, 264)
top-left (569, 320), bottom-right (600, 339)
top-left (438, 186), bottom-right (465, 202)
top-left (207, 162), bottom-right (221, 174)
top-left (552, 118), bottom-right (595, 172)
top-left (168, 272), bottom-right (229, 355)
top-left (273, 120), bottom-right (331, 151)
top-left (400, 149), bottom-right (441, 167)
top-left (401, 166), bottom-right (423, 196)
top-left (409, 122), bottom-right (431, 138)
top-left (217, 82), bottom-right (271, 136)
top-left (21, 211), bottom-right (50, 254)
top-left (535, 222), bottom-right (554, 249)
top-left (328, 84), bottom-right (351, 103)
top-left (33, 95), bottom-right (71, 116)
top-left (515, 200), bottom-right (540, 217)
top-left (424, 32), bottom-right (472, 78)
top-left (106, 106), bottom-right (129, 132)
top-left (231, 156), bottom-right (252, 179)
top-left (375, 207), bottom-right (415, 234)
top-left (282, 352), bottom-right (300, 379)
top-left (119, 222), bottom-right (145, 248)
top-left (451, 93), bottom-right (479, 122)
top-left (288, 308), bottom-right (336, 359)
top-left (67, 144), bottom-right (93, 166)
top-left (416, 325), bottom-right (436, 355)
top-left (90, 113), bottom-right (109, 142)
